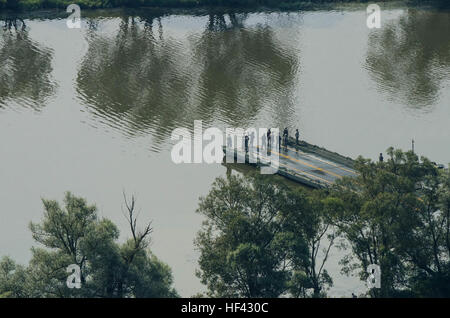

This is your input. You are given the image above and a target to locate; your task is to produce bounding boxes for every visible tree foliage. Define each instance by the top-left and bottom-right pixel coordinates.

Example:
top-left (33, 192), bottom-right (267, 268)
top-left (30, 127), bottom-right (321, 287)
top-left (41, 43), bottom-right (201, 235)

top-left (0, 192), bottom-right (178, 298)
top-left (197, 149), bottom-right (449, 298)
top-left (195, 173), bottom-right (335, 297)
top-left (327, 148), bottom-right (450, 297)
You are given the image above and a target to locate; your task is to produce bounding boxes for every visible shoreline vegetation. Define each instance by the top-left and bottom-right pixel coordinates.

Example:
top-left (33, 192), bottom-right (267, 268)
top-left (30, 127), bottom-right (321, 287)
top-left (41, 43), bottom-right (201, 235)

top-left (0, 0), bottom-right (448, 14)
top-left (2, 148), bottom-right (450, 298)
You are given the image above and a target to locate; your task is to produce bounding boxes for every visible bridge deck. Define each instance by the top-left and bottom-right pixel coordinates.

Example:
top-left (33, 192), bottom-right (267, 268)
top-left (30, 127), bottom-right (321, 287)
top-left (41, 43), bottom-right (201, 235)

top-left (273, 145), bottom-right (357, 186)
top-left (225, 144), bottom-right (357, 188)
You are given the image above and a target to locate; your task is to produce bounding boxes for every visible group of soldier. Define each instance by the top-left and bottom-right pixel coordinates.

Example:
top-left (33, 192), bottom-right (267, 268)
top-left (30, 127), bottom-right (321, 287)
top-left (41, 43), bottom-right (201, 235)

top-left (240, 127), bottom-right (301, 153)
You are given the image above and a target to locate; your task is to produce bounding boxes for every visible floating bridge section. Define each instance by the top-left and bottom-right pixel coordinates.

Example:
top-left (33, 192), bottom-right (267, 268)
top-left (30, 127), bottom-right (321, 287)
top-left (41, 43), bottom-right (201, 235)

top-left (223, 138), bottom-right (357, 189)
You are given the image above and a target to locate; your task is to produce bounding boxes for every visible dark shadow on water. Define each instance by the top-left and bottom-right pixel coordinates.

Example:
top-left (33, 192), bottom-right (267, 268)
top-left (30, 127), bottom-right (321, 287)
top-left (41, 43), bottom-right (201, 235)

top-left (0, 22), bottom-right (56, 111)
top-left (2, 17), bottom-right (26, 31)
top-left (75, 10), bottom-right (299, 152)
top-left (365, 8), bottom-right (450, 110)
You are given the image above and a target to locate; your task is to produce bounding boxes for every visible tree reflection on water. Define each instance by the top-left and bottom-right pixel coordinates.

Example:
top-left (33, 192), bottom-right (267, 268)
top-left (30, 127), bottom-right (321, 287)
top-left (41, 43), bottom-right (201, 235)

top-left (76, 11), bottom-right (299, 152)
top-left (365, 9), bottom-right (450, 110)
top-left (0, 23), bottom-right (55, 111)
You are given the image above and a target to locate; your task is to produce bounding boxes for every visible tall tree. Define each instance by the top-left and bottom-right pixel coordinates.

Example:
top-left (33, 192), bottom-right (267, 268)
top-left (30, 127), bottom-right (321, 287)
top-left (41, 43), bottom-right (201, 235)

top-left (327, 148), bottom-right (450, 297)
top-left (281, 189), bottom-right (335, 298)
top-left (0, 256), bottom-right (30, 298)
top-left (195, 173), bottom-right (334, 297)
top-left (0, 192), bottom-right (178, 298)
top-left (195, 174), bottom-right (290, 297)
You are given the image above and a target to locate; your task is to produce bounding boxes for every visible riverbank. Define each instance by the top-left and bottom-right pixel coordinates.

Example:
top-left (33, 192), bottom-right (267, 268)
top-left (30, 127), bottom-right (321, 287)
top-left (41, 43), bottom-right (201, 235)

top-left (1, 0), bottom-right (446, 14)
top-left (2, 0), bottom-right (337, 12)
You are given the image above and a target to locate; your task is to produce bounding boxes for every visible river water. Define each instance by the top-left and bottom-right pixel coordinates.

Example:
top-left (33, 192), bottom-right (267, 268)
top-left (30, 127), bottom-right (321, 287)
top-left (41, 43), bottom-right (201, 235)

top-left (1, 3), bottom-right (449, 297)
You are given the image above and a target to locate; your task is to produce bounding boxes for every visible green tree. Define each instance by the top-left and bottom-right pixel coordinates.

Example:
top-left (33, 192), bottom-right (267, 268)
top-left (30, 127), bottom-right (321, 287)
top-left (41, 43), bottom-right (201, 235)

top-left (195, 173), bottom-right (334, 297)
top-left (195, 174), bottom-right (290, 297)
top-left (0, 256), bottom-right (30, 298)
top-left (327, 148), bottom-right (450, 297)
top-left (0, 192), bottom-right (178, 298)
top-left (393, 153), bottom-right (450, 297)
top-left (2, 0), bottom-right (20, 10)
top-left (281, 189), bottom-right (335, 298)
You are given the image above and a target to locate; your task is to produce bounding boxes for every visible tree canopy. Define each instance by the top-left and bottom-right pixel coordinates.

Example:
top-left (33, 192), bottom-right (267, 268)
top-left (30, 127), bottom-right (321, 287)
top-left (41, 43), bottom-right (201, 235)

top-left (195, 173), bottom-right (335, 297)
top-left (2, 149), bottom-right (448, 298)
top-left (196, 149), bottom-right (449, 298)
top-left (326, 148), bottom-right (450, 297)
top-left (0, 192), bottom-right (178, 298)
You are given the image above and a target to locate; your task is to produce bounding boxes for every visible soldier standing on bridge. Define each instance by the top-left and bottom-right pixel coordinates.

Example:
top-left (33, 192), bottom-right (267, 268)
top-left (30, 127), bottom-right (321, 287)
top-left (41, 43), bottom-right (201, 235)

top-left (283, 127), bottom-right (289, 149)
top-left (278, 135), bottom-right (282, 151)
top-left (245, 134), bottom-right (249, 153)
